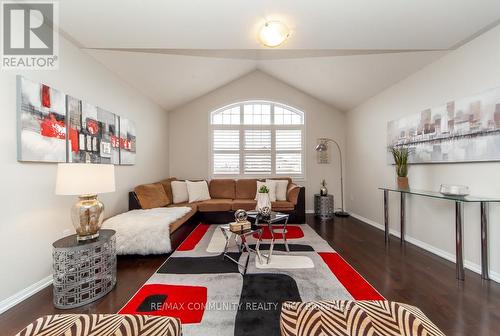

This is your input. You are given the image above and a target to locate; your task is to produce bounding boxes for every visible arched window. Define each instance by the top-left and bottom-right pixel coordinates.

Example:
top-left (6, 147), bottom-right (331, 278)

top-left (210, 101), bottom-right (305, 178)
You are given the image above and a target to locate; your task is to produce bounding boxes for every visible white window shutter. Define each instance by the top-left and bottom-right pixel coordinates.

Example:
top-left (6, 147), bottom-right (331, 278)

top-left (211, 102), bottom-right (304, 177)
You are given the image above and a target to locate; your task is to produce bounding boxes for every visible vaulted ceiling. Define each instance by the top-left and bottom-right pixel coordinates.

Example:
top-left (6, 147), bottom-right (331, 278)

top-left (58, 0), bottom-right (500, 111)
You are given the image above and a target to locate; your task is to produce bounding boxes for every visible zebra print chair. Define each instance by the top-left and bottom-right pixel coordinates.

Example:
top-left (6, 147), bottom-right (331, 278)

top-left (280, 300), bottom-right (445, 336)
top-left (15, 314), bottom-right (181, 336)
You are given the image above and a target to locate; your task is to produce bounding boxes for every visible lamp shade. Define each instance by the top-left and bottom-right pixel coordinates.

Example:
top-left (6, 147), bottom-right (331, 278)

top-left (56, 163), bottom-right (116, 196)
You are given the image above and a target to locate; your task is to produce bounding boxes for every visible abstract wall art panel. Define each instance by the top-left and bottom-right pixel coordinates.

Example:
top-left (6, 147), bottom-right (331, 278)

top-left (98, 108), bottom-right (120, 165)
top-left (17, 76), bottom-right (67, 162)
top-left (67, 96), bottom-right (120, 164)
top-left (387, 87), bottom-right (500, 164)
top-left (119, 117), bottom-right (136, 165)
top-left (17, 76), bottom-right (136, 165)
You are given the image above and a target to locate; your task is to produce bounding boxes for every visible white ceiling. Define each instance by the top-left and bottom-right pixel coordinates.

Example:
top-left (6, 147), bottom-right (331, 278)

top-left (60, 0), bottom-right (500, 50)
top-left (58, 0), bottom-right (500, 111)
top-left (84, 50), bottom-right (257, 111)
top-left (257, 51), bottom-right (447, 111)
top-left (86, 50), bottom-right (447, 111)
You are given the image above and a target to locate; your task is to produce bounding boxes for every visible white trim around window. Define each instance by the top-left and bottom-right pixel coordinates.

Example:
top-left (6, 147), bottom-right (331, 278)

top-left (209, 100), bottom-right (306, 180)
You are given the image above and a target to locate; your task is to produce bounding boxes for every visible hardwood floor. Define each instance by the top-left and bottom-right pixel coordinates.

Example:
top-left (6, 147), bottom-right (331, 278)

top-left (1, 215), bottom-right (499, 335)
top-left (308, 215), bottom-right (500, 336)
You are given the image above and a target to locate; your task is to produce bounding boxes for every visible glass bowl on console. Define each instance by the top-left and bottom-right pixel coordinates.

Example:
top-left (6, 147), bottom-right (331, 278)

top-left (439, 184), bottom-right (470, 197)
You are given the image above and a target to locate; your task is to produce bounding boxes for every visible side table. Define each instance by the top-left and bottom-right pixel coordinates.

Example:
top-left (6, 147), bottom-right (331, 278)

top-left (52, 229), bottom-right (117, 309)
top-left (247, 211), bottom-right (290, 263)
top-left (220, 224), bottom-right (263, 274)
top-left (314, 194), bottom-right (334, 219)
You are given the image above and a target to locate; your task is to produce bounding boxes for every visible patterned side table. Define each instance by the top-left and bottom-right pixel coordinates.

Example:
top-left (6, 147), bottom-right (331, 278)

top-left (314, 194), bottom-right (334, 219)
top-left (52, 229), bottom-right (116, 309)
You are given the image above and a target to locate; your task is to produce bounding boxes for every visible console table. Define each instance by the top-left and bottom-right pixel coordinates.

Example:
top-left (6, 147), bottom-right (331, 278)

top-left (379, 187), bottom-right (500, 281)
top-left (52, 229), bottom-right (116, 308)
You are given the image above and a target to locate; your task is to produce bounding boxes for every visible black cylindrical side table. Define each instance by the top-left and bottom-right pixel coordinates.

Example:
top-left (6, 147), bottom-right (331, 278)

top-left (52, 229), bottom-right (116, 309)
top-left (314, 194), bottom-right (334, 219)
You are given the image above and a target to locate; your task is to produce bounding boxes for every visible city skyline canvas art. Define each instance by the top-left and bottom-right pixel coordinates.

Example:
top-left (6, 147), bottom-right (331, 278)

top-left (17, 76), bottom-right (135, 165)
top-left (387, 86), bottom-right (500, 164)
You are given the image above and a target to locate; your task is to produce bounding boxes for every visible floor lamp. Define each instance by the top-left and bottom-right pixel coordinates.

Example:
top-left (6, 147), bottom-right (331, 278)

top-left (315, 138), bottom-right (350, 217)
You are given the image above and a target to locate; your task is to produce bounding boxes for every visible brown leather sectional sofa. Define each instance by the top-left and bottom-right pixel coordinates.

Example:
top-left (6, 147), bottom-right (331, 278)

top-left (129, 177), bottom-right (305, 234)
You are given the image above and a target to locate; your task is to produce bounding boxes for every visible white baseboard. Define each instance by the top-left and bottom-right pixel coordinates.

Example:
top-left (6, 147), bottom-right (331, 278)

top-left (0, 275), bottom-right (52, 314)
top-left (350, 213), bottom-right (500, 283)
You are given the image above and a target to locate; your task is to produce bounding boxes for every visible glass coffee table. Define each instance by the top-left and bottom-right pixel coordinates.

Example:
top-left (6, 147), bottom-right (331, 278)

top-left (247, 211), bottom-right (290, 263)
top-left (220, 224), bottom-right (263, 274)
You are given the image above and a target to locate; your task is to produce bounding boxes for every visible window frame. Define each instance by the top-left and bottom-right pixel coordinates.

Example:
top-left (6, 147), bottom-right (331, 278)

top-left (209, 100), bottom-right (306, 180)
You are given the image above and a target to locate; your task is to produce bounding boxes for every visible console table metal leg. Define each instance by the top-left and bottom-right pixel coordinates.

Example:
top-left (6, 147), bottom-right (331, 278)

top-left (384, 190), bottom-right (389, 245)
top-left (481, 202), bottom-right (489, 280)
top-left (455, 201), bottom-right (465, 281)
top-left (400, 193), bottom-right (406, 244)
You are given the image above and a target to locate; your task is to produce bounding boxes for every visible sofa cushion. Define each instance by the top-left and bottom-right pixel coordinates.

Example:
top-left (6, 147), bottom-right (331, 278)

top-left (171, 180), bottom-right (189, 204)
top-left (232, 199), bottom-right (257, 211)
top-left (209, 179), bottom-right (236, 199)
top-left (186, 180), bottom-right (211, 203)
top-left (159, 177), bottom-right (177, 205)
top-left (256, 180), bottom-right (277, 202)
top-left (272, 200), bottom-right (295, 211)
top-left (267, 179), bottom-right (289, 201)
top-left (134, 183), bottom-right (169, 209)
top-left (197, 199), bottom-right (232, 212)
top-left (287, 184), bottom-right (301, 205)
top-left (236, 179), bottom-right (258, 199)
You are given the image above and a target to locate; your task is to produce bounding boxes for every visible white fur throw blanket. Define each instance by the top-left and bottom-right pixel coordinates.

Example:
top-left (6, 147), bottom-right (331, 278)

top-left (102, 207), bottom-right (192, 255)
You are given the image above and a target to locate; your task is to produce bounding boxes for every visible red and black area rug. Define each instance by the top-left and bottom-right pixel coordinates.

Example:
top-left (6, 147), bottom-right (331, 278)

top-left (120, 223), bottom-right (383, 335)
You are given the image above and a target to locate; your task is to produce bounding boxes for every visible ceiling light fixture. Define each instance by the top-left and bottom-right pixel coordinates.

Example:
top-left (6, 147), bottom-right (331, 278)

top-left (258, 21), bottom-right (290, 48)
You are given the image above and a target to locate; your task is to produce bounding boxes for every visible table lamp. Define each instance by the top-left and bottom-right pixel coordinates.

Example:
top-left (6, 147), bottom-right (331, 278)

top-left (56, 163), bottom-right (116, 241)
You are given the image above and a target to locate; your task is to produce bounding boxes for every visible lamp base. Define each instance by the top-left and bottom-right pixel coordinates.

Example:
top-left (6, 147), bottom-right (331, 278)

top-left (71, 194), bottom-right (104, 241)
top-left (77, 232), bottom-right (100, 241)
top-left (334, 211), bottom-right (350, 217)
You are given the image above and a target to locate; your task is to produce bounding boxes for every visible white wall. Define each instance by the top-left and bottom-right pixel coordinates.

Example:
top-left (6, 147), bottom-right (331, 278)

top-left (0, 36), bottom-right (169, 305)
top-left (168, 70), bottom-right (345, 211)
top-left (346, 26), bottom-right (500, 280)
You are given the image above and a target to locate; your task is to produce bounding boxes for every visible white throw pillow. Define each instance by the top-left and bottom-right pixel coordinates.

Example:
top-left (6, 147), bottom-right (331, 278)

top-left (171, 181), bottom-right (189, 204)
top-left (255, 180), bottom-right (277, 202)
top-left (268, 179), bottom-right (288, 201)
top-left (186, 180), bottom-right (211, 203)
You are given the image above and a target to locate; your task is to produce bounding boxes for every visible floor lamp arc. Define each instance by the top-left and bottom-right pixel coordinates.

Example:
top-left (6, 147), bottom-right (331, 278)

top-left (315, 138), bottom-right (350, 217)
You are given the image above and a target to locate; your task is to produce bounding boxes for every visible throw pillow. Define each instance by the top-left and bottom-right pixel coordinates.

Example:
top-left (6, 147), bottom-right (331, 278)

top-left (255, 180), bottom-right (277, 202)
top-left (186, 180), bottom-right (211, 203)
top-left (268, 179), bottom-right (289, 201)
top-left (171, 181), bottom-right (189, 204)
top-left (134, 183), bottom-right (170, 209)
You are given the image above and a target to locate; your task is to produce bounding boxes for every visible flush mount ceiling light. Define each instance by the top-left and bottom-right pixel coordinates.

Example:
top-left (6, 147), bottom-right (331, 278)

top-left (258, 21), bottom-right (290, 47)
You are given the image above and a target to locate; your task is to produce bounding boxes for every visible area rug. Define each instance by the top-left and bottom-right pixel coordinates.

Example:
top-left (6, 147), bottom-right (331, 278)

top-left (119, 223), bottom-right (384, 336)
